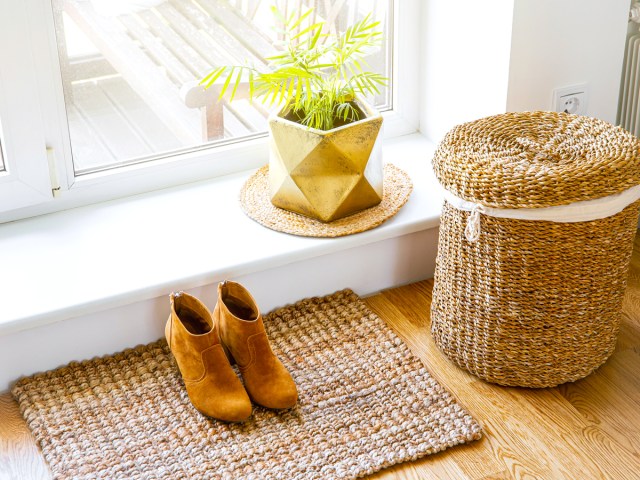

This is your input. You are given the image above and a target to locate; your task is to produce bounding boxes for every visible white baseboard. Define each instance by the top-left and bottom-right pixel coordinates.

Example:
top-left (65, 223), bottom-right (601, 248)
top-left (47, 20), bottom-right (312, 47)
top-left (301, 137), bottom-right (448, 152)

top-left (0, 227), bottom-right (438, 392)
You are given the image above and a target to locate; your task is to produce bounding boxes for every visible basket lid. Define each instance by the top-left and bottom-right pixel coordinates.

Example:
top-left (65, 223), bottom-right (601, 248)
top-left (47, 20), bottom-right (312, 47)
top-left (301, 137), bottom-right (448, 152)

top-left (433, 111), bottom-right (640, 208)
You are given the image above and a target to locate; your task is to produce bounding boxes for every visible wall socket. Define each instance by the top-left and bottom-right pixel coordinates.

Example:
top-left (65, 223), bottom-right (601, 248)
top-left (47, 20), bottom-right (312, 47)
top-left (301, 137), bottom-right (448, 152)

top-left (553, 84), bottom-right (589, 116)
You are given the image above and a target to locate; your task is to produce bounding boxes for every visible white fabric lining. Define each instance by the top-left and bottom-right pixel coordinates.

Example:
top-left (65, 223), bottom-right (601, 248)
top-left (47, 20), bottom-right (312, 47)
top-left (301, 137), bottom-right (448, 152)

top-left (443, 184), bottom-right (640, 242)
top-left (443, 184), bottom-right (640, 223)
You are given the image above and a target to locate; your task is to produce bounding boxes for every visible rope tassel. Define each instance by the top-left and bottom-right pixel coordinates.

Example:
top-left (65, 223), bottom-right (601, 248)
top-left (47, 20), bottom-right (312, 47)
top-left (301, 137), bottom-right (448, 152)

top-left (465, 204), bottom-right (485, 242)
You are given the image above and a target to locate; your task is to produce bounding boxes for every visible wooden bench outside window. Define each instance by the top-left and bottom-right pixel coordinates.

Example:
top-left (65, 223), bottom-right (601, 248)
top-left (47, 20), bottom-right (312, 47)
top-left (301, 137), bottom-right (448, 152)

top-left (61, 0), bottom-right (275, 144)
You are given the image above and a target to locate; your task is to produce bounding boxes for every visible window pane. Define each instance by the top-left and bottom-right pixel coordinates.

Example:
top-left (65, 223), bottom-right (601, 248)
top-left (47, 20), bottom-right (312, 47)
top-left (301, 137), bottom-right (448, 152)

top-left (52, 0), bottom-right (393, 176)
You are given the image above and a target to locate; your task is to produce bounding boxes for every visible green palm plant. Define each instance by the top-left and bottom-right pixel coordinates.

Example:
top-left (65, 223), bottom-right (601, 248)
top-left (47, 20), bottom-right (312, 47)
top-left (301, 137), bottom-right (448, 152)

top-left (200, 7), bottom-right (387, 131)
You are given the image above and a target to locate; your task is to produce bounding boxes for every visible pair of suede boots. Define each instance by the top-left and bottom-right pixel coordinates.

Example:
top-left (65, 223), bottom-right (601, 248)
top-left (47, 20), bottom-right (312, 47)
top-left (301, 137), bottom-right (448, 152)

top-left (165, 281), bottom-right (297, 422)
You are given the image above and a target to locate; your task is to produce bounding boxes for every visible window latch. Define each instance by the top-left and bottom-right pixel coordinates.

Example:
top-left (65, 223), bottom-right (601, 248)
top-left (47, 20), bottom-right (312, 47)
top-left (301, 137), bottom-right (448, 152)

top-left (46, 147), bottom-right (61, 198)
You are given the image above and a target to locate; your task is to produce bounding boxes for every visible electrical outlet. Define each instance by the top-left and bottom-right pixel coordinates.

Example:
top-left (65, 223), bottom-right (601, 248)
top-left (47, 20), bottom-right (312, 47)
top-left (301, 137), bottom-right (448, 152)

top-left (553, 84), bottom-right (588, 115)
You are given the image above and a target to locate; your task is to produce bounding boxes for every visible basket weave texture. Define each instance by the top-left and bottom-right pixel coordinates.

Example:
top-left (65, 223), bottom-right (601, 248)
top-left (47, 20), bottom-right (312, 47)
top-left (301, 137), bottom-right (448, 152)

top-left (431, 111), bottom-right (640, 388)
top-left (433, 111), bottom-right (640, 208)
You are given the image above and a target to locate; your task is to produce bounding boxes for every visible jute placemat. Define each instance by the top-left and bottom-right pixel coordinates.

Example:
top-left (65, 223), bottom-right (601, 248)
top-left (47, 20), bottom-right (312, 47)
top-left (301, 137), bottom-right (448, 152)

top-left (239, 164), bottom-right (413, 237)
top-left (12, 290), bottom-right (481, 480)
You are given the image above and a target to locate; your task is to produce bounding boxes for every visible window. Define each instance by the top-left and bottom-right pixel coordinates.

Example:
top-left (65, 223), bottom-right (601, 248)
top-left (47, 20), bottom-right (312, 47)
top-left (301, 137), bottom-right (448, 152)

top-left (54, 0), bottom-right (393, 176)
top-left (0, 0), bottom-right (418, 220)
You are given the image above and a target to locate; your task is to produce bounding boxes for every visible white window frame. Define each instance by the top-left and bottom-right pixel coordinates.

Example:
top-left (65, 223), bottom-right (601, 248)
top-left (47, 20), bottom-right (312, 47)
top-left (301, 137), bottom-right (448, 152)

top-left (0, 1), bottom-right (54, 212)
top-left (0, 0), bottom-right (419, 223)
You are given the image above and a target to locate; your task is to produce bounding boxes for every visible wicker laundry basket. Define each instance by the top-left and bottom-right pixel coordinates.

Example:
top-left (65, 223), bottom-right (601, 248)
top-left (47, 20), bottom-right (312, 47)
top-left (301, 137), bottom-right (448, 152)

top-left (430, 111), bottom-right (640, 388)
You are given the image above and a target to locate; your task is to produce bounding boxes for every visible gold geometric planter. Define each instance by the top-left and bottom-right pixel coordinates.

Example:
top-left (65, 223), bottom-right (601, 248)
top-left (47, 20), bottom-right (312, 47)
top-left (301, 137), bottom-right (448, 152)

top-left (268, 100), bottom-right (383, 222)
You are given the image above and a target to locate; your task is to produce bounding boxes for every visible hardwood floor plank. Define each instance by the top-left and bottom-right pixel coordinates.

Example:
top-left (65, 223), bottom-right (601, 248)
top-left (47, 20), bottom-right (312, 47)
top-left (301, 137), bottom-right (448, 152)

top-left (366, 281), bottom-right (640, 480)
top-left (368, 454), bottom-right (468, 480)
top-left (558, 371), bottom-right (640, 456)
top-left (0, 393), bottom-right (49, 480)
top-left (490, 385), bottom-right (640, 479)
top-left (590, 349), bottom-right (640, 404)
top-left (478, 472), bottom-right (512, 480)
top-left (616, 313), bottom-right (640, 351)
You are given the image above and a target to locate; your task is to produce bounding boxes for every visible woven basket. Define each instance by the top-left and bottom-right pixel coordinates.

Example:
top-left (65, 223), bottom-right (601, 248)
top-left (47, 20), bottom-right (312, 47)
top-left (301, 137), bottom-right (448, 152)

top-left (431, 111), bottom-right (640, 388)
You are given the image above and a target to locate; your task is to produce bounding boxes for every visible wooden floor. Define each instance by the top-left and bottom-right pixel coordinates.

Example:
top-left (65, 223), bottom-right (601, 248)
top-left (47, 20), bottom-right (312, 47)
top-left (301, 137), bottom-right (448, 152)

top-left (2, 239), bottom-right (640, 479)
top-left (67, 76), bottom-right (264, 175)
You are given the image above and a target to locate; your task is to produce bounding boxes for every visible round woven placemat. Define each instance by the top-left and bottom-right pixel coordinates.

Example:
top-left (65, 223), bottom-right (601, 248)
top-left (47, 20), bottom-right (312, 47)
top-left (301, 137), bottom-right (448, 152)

top-left (239, 163), bottom-right (413, 237)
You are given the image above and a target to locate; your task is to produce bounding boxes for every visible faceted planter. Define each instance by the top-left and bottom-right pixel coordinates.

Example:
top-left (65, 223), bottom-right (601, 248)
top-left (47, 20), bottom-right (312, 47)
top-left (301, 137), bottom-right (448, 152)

top-left (267, 100), bottom-right (383, 222)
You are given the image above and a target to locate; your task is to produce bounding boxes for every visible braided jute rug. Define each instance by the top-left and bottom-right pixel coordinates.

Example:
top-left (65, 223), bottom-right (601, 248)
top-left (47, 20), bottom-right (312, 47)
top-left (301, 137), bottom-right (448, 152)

top-left (12, 290), bottom-right (482, 480)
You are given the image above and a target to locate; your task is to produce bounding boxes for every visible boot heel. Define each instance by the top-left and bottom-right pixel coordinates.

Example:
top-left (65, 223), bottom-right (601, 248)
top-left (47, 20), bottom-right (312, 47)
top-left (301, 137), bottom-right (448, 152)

top-left (221, 342), bottom-right (236, 365)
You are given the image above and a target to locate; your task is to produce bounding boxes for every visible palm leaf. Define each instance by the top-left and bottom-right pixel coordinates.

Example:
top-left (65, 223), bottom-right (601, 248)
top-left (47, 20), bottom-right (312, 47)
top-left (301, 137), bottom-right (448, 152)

top-left (289, 8), bottom-right (314, 30)
top-left (200, 6), bottom-right (387, 131)
top-left (291, 21), bottom-right (324, 42)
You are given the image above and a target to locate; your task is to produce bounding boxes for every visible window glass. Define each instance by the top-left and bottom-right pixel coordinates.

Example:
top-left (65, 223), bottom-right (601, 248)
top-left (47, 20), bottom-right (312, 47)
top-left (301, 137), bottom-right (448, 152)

top-left (52, 0), bottom-right (393, 176)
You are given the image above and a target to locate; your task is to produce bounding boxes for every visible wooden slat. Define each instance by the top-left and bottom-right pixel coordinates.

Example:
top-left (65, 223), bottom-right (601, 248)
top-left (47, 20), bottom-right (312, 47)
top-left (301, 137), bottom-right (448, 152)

top-left (64, 0), bottom-right (200, 145)
top-left (168, 0), bottom-right (267, 68)
top-left (67, 56), bottom-right (117, 82)
top-left (99, 78), bottom-right (183, 154)
top-left (204, 101), bottom-right (225, 140)
top-left (323, 0), bottom-right (348, 35)
top-left (191, 0), bottom-right (274, 61)
top-left (117, 14), bottom-right (193, 86)
top-left (67, 78), bottom-right (185, 173)
top-left (136, 9), bottom-right (210, 77)
top-left (63, 0), bottom-right (276, 145)
top-left (245, 0), bottom-right (262, 21)
top-left (225, 101), bottom-right (265, 132)
top-left (155, 3), bottom-right (245, 70)
top-left (66, 103), bottom-right (118, 172)
top-left (72, 81), bottom-right (154, 162)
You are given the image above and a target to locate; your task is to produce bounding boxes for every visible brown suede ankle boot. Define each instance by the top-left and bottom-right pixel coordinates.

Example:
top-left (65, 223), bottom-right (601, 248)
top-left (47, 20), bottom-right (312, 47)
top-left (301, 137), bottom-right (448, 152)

top-left (165, 291), bottom-right (252, 422)
top-left (215, 281), bottom-right (298, 410)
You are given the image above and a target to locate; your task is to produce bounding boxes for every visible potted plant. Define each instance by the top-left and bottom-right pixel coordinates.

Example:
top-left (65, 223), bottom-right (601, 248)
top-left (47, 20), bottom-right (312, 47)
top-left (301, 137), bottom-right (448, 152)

top-left (201, 7), bottom-right (387, 222)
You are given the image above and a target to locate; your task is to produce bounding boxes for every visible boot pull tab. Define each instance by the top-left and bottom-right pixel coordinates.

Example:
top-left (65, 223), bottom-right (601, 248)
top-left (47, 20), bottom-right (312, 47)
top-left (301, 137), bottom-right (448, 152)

top-left (170, 291), bottom-right (184, 306)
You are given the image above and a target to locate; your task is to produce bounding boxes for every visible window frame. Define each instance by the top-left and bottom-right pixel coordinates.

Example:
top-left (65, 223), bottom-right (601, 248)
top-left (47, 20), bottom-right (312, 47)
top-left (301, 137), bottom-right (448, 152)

top-left (0, 0), bottom-right (420, 223)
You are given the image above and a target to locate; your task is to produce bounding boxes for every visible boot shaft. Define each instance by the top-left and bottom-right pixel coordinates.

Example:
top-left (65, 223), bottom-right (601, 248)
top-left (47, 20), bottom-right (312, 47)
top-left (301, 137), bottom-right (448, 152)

top-left (167, 292), bottom-right (220, 379)
top-left (216, 281), bottom-right (266, 365)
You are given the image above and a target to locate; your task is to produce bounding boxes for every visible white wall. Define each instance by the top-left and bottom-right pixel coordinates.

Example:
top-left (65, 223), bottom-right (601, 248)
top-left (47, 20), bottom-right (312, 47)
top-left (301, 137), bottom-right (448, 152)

top-left (420, 0), bottom-right (630, 141)
top-left (420, 0), bottom-right (515, 143)
top-left (506, 0), bottom-right (630, 124)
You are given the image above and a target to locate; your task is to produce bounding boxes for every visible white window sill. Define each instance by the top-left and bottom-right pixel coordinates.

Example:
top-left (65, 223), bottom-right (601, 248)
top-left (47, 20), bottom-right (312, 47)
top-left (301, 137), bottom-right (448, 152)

top-left (0, 133), bottom-right (442, 335)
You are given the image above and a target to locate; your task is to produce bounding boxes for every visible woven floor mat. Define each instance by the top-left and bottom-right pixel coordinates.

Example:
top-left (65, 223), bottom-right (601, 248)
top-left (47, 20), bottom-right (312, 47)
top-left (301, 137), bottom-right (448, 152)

top-left (12, 290), bottom-right (482, 480)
